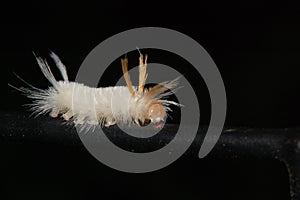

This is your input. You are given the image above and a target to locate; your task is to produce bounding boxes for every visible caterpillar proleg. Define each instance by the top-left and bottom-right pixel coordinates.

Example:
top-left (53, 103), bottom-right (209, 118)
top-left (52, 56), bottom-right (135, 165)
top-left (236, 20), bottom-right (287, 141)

top-left (12, 52), bottom-right (181, 129)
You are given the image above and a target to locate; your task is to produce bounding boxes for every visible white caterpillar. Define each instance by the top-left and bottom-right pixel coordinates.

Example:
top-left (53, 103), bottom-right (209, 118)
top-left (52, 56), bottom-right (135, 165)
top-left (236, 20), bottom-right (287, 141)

top-left (12, 52), bottom-right (181, 128)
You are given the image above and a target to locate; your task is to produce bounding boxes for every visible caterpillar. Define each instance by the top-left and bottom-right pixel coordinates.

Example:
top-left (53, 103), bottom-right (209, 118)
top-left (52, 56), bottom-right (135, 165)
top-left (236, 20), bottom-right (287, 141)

top-left (11, 52), bottom-right (181, 129)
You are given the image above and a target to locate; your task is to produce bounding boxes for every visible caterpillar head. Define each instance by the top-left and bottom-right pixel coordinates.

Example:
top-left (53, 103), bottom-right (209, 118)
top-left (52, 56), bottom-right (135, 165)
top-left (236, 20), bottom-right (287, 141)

top-left (147, 102), bottom-right (166, 124)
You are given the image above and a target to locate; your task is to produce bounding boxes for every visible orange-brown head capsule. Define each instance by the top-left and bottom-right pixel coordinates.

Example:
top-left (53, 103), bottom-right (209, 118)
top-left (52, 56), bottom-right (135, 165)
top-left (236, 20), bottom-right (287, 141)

top-left (147, 102), bottom-right (166, 124)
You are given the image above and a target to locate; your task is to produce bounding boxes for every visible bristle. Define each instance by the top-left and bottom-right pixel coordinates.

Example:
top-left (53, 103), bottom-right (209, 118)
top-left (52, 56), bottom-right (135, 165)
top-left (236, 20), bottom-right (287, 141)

top-left (33, 53), bottom-right (58, 89)
top-left (143, 77), bottom-right (180, 102)
top-left (138, 54), bottom-right (148, 95)
top-left (50, 51), bottom-right (69, 82)
top-left (121, 58), bottom-right (135, 97)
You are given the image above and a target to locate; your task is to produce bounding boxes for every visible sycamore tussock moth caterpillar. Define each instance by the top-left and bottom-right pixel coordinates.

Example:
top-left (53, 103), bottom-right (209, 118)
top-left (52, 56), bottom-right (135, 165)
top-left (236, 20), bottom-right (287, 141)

top-left (11, 52), bottom-right (181, 129)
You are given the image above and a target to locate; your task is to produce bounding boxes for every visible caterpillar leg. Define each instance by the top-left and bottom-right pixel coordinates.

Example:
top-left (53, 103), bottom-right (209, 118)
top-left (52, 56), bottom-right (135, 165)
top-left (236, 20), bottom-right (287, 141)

top-left (62, 110), bottom-right (74, 121)
top-left (50, 109), bottom-right (60, 118)
top-left (134, 119), bottom-right (141, 127)
top-left (104, 116), bottom-right (116, 127)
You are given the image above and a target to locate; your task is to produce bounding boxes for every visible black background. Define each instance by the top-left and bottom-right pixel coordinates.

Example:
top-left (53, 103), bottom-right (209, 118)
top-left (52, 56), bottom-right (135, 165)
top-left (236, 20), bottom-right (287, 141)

top-left (3, 0), bottom-right (300, 128)
top-left (1, 1), bottom-right (300, 199)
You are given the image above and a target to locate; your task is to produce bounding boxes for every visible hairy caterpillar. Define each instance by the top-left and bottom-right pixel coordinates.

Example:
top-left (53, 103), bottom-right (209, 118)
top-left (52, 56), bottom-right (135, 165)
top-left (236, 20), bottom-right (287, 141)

top-left (11, 52), bottom-right (181, 128)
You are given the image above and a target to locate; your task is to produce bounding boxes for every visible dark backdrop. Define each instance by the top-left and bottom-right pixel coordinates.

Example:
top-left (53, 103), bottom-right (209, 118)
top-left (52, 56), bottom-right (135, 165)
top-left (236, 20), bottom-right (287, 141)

top-left (3, 1), bottom-right (300, 127)
top-left (1, 1), bottom-right (300, 200)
